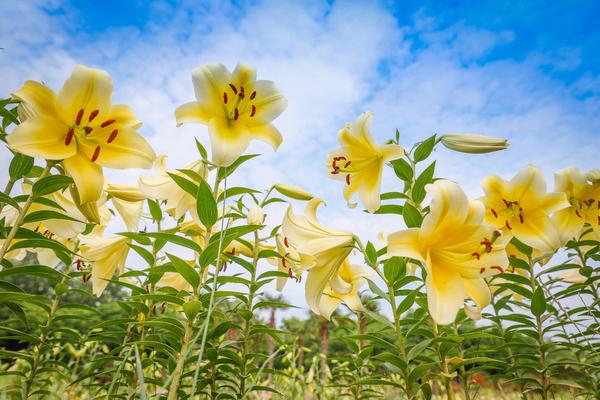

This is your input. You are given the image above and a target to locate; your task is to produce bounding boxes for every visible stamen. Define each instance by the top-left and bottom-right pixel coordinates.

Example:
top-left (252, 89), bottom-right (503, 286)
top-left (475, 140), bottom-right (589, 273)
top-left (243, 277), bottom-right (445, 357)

top-left (491, 266), bottom-right (505, 273)
top-left (282, 258), bottom-right (287, 268)
top-left (223, 92), bottom-right (228, 104)
top-left (65, 128), bottom-right (74, 146)
top-left (491, 208), bottom-right (498, 218)
top-left (502, 199), bottom-right (510, 208)
top-left (234, 108), bottom-right (239, 120)
top-left (519, 213), bottom-right (524, 224)
top-left (345, 174), bottom-right (350, 185)
top-left (76, 109), bottom-right (84, 125)
top-left (250, 90), bottom-right (256, 100)
top-left (344, 161), bottom-right (352, 168)
top-left (479, 267), bottom-right (485, 274)
top-left (83, 126), bottom-right (93, 134)
top-left (91, 146), bottom-right (101, 162)
top-left (505, 220), bottom-right (512, 230)
top-left (250, 105), bottom-right (256, 117)
top-left (472, 252), bottom-right (481, 260)
top-left (480, 238), bottom-right (492, 253)
top-left (284, 237), bottom-right (289, 247)
top-left (107, 130), bottom-right (118, 143)
top-left (575, 210), bottom-right (582, 218)
top-left (239, 86), bottom-right (245, 98)
top-left (88, 110), bottom-right (99, 122)
top-left (229, 83), bottom-right (238, 94)
top-left (100, 119), bottom-right (115, 128)
top-left (288, 268), bottom-right (293, 278)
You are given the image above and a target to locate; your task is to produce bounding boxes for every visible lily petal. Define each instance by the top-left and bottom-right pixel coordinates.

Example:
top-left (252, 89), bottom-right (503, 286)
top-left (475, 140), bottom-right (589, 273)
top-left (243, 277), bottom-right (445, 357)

top-left (175, 101), bottom-right (212, 126)
top-left (7, 116), bottom-right (74, 160)
top-left (463, 278), bottom-right (491, 309)
top-left (246, 80), bottom-right (287, 126)
top-left (387, 228), bottom-right (425, 263)
top-left (248, 123), bottom-right (282, 150)
top-left (208, 117), bottom-right (251, 167)
top-left (12, 80), bottom-right (57, 117)
top-left (426, 260), bottom-right (465, 325)
top-left (63, 153), bottom-right (104, 204)
top-left (88, 128), bottom-right (155, 169)
top-left (191, 63), bottom-right (232, 116)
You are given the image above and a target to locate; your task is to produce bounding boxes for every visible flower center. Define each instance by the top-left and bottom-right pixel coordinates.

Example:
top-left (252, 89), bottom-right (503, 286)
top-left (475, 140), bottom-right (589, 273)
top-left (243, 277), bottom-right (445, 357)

top-left (223, 83), bottom-right (257, 122)
top-left (490, 198), bottom-right (524, 230)
top-left (64, 108), bottom-right (119, 163)
top-left (330, 156), bottom-right (353, 185)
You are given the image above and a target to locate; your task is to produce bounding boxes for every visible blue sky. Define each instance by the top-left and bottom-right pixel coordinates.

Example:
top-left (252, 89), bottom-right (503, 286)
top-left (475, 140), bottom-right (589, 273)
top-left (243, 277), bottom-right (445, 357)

top-left (1, 0), bottom-right (599, 314)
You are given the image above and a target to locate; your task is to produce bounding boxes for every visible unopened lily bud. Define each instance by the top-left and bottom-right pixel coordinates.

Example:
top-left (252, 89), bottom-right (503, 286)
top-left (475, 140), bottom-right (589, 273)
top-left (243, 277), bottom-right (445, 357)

top-left (247, 204), bottom-right (264, 225)
top-left (463, 304), bottom-right (482, 321)
top-left (106, 184), bottom-right (146, 202)
top-left (440, 134), bottom-right (509, 154)
top-left (586, 169), bottom-right (600, 184)
top-left (17, 102), bottom-right (37, 122)
top-left (273, 183), bottom-right (314, 200)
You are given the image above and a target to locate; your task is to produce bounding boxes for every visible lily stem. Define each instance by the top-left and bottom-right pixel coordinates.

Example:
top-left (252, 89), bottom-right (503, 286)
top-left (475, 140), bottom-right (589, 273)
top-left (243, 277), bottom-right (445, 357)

top-left (432, 322), bottom-right (455, 400)
top-left (528, 257), bottom-right (549, 400)
top-left (0, 162), bottom-right (53, 262)
top-left (166, 318), bottom-right (194, 400)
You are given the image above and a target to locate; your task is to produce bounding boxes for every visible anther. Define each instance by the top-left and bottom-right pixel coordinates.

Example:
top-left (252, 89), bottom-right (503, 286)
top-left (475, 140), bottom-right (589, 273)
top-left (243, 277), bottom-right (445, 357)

top-left (575, 210), bottom-right (582, 218)
top-left (65, 128), bottom-right (74, 146)
top-left (91, 146), bottom-right (101, 162)
top-left (345, 174), bottom-right (351, 185)
top-left (344, 161), bottom-right (352, 168)
top-left (250, 105), bottom-right (256, 117)
top-left (234, 108), bottom-right (239, 120)
top-left (229, 83), bottom-right (238, 94)
top-left (250, 90), bottom-right (256, 100)
top-left (288, 268), bottom-right (293, 277)
top-left (519, 213), bottom-right (524, 224)
top-left (491, 266), bottom-right (505, 273)
top-left (239, 86), bottom-right (245, 98)
top-left (491, 208), bottom-right (498, 218)
top-left (76, 109), bottom-right (84, 125)
top-left (100, 119), bottom-right (115, 128)
top-left (88, 110), bottom-right (99, 122)
top-left (223, 92), bottom-right (228, 104)
top-left (83, 126), bottom-right (93, 134)
top-left (472, 252), bottom-right (481, 260)
top-left (107, 130), bottom-right (118, 143)
top-left (505, 220), bottom-right (512, 230)
top-left (479, 267), bottom-right (485, 274)
top-left (284, 237), bottom-right (289, 247)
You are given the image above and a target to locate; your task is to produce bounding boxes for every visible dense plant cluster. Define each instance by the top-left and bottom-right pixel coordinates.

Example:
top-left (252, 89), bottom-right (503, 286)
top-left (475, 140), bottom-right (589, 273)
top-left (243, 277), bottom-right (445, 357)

top-left (0, 63), bottom-right (598, 399)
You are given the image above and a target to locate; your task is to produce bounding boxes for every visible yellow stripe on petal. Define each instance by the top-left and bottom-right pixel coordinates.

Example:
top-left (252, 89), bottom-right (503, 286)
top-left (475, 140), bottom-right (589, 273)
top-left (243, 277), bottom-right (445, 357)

top-left (7, 116), bottom-right (74, 160)
top-left (175, 101), bottom-right (212, 126)
top-left (90, 128), bottom-right (156, 169)
top-left (248, 123), bottom-right (282, 150)
top-left (246, 80), bottom-right (287, 126)
top-left (191, 63), bottom-right (232, 116)
top-left (12, 80), bottom-right (58, 118)
top-left (63, 153), bottom-right (104, 204)
top-left (463, 278), bottom-right (491, 309)
top-left (208, 117), bottom-right (251, 167)
top-left (387, 228), bottom-right (425, 263)
top-left (425, 260), bottom-right (465, 325)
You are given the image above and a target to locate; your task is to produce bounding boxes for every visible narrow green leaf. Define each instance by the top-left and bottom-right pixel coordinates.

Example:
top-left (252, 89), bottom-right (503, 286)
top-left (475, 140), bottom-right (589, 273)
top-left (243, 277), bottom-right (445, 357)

top-left (147, 199), bottom-right (162, 222)
top-left (531, 286), bottom-right (547, 317)
top-left (196, 179), bottom-right (218, 228)
top-left (167, 172), bottom-right (198, 197)
top-left (167, 253), bottom-right (200, 289)
top-left (413, 135), bottom-right (437, 162)
top-left (31, 175), bottom-right (74, 196)
top-left (391, 158), bottom-right (413, 181)
top-left (195, 138), bottom-right (208, 159)
top-left (217, 154), bottom-right (259, 180)
top-left (22, 210), bottom-right (82, 224)
top-left (9, 153), bottom-right (34, 180)
top-left (365, 241), bottom-right (377, 267)
top-left (402, 203), bottom-right (422, 228)
top-left (412, 161), bottom-right (435, 203)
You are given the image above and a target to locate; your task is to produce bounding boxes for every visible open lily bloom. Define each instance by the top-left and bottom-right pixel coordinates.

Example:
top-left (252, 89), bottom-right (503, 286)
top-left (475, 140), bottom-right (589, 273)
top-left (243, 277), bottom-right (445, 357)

top-left (274, 234), bottom-right (317, 291)
top-left (7, 65), bottom-right (156, 204)
top-left (327, 112), bottom-right (404, 213)
top-left (281, 198), bottom-right (355, 315)
top-left (318, 260), bottom-right (372, 320)
top-left (107, 183), bottom-right (146, 232)
top-left (480, 165), bottom-right (569, 254)
top-left (175, 63), bottom-right (287, 167)
top-left (79, 228), bottom-right (130, 296)
top-left (388, 180), bottom-right (509, 325)
top-left (553, 167), bottom-right (600, 245)
top-left (139, 155), bottom-right (206, 220)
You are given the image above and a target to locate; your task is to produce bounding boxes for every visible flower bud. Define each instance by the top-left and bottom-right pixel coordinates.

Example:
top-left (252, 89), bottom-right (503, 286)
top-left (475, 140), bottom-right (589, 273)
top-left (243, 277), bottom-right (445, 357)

top-left (106, 184), bottom-right (146, 202)
top-left (273, 183), bottom-right (313, 200)
top-left (440, 134), bottom-right (509, 154)
top-left (247, 204), bottom-right (264, 225)
top-left (586, 168), bottom-right (600, 184)
top-left (70, 185), bottom-right (102, 224)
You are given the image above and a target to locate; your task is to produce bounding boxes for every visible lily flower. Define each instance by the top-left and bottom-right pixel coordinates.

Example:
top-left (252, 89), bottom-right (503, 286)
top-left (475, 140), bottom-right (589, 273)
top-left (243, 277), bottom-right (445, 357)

top-left (107, 183), bottom-right (146, 232)
top-left (281, 198), bottom-right (355, 315)
top-left (558, 266), bottom-right (587, 285)
top-left (327, 112), bottom-right (404, 213)
top-left (318, 260), bottom-right (372, 320)
top-left (552, 167), bottom-right (600, 245)
top-left (175, 63), bottom-right (287, 166)
top-left (7, 65), bottom-right (156, 203)
top-left (387, 180), bottom-right (509, 325)
top-left (139, 155), bottom-right (207, 220)
top-left (79, 228), bottom-right (130, 296)
top-left (274, 234), bottom-right (316, 291)
top-left (480, 165), bottom-right (569, 253)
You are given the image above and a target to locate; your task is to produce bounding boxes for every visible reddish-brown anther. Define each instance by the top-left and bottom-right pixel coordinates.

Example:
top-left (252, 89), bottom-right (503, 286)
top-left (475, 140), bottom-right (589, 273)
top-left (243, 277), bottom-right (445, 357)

top-left (76, 109), bottom-right (84, 125)
top-left (100, 119), bottom-right (115, 128)
top-left (91, 146), bottom-right (101, 162)
top-left (223, 92), bottom-right (228, 104)
top-left (65, 128), bottom-right (74, 146)
top-left (107, 130), bottom-right (118, 143)
top-left (229, 83), bottom-right (238, 94)
top-left (250, 105), bottom-right (256, 117)
top-left (88, 109), bottom-right (99, 122)
top-left (250, 90), bottom-right (256, 100)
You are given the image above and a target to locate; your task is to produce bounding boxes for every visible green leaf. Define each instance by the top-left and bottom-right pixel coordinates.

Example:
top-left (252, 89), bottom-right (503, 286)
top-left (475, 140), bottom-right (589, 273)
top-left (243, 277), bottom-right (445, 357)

top-left (397, 291), bottom-right (417, 314)
top-left (196, 179), bottom-right (218, 228)
top-left (31, 175), bottom-right (74, 196)
top-left (531, 286), bottom-right (547, 317)
top-left (128, 244), bottom-right (155, 266)
top-left (195, 138), bottom-right (208, 159)
top-left (0, 106), bottom-right (19, 126)
top-left (413, 134), bottom-right (437, 162)
top-left (391, 158), bottom-right (413, 181)
top-left (9, 153), bottom-right (34, 180)
top-left (373, 204), bottom-right (403, 215)
top-left (167, 172), bottom-right (198, 197)
top-left (147, 199), bottom-right (162, 222)
top-left (402, 203), bottom-right (422, 228)
top-left (142, 232), bottom-right (201, 252)
top-left (217, 154), bottom-right (259, 180)
top-left (384, 257), bottom-right (406, 283)
top-left (0, 192), bottom-right (20, 211)
top-left (365, 241), bottom-right (377, 267)
top-left (217, 187), bottom-right (260, 202)
top-left (412, 161), bottom-right (435, 204)
top-left (167, 253), bottom-right (200, 289)
top-left (22, 210), bottom-right (82, 224)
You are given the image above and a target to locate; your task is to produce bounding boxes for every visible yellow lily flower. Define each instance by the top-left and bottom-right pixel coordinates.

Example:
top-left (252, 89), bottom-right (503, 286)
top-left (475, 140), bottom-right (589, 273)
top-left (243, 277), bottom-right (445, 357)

top-left (175, 63), bottom-right (287, 166)
top-left (552, 167), bottom-right (600, 245)
top-left (139, 155), bottom-right (207, 220)
top-left (156, 272), bottom-right (192, 292)
top-left (318, 260), bottom-right (372, 320)
top-left (274, 234), bottom-right (317, 291)
top-left (387, 180), bottom-right (509, 325)
top-left (558, 262), bottom-right (587, 285)
top-left (7, 65), bottom-right (156, 203)
top-left (480, 165), bottom-right (569, 253)
top-left (281, 198), bottom-right (355, 314)
top-left (107, 183), bottom-right (146, 232)
top-left (327, 112), bottom-right (404, 213)
top-left (79, 228), bottom-right (130, 296)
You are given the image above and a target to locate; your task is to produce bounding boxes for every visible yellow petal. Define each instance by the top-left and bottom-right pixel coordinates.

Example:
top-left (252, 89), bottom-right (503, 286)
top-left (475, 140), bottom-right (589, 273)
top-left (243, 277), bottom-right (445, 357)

top-left (387, 228), bottom-right (425, 262)
top-left (191, 63), bottom-right (232, 116)
top-left (507, 165), bottom-right (546, 207)
top-left (246, 80), bottom-right (287, 126)
top-left (56, 65), bottom-right (113, 124)
top-left (12, 80), bottom-right (57, 118)
top-left (357, 164), bottom-right (383, 213)
top-left (380, 143), bottom-right (405, 161)
top-left (104, 104), bottom-right (143, 129)
top-left (421, 180), bottom-right (469, 237)
top-left (208, 116), bottom-right (250, 167)
top-left (63, 153), bottom-right (104, 204)
top-left (318, 292), bottom-right (342, 320)
top-left (481, 174), bottom-right (505, 197)
top-left (88, 127), bottom-right (155, 169)
top-left (80, 234), bottom-right (130, 296)
top-left (425, 259), bottom-right (464, 325)
top-left (540, 191), bottom-right (569, 214)
top-left (7, 116), bottom-right (74, 160)
top-left (232, 63), bottom-right (257, 86)
top-left (175, 101), bottom-right (212, 126)
top-left (305, 264), bottom-right (338, 314)
top-left (463, 278), bottom-right (491, 309)
top-left (248, 123), bottom-right (282, 150)
top-left (511, 211), bottom-right (560, 253)
top-left (553, 208), bottom-right (584, 244)
top-left (112, 198), bottom-right (143, 231)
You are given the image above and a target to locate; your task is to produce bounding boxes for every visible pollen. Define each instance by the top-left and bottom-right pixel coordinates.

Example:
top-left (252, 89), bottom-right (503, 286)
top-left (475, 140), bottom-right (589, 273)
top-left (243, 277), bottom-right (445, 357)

top-left (284, 237), bottom-right (289, 247)
top-left (491, 208), bottom-right (498, 218)
top-left (229, 83), bottom-right (238, 94)
top-left (100, 119), bottom-right (115, 128)
top-left (223, 92), bottom-right (228, 104)
top-left (472, 252), bottom-right (481, 260)
top-left (491, 266), bottom-right (505, 273)
top-left (234, 108), bottom-right (239, 120)
top-left (83, 126), bottom-right (93, 134)
top-left (88, 109), bottom-right (99, 122)
top-left (250, 90), bottom-right (256, 100)
top-left (505, 220), bottom-right (512, 230)
top-left (479, 267), bottom-right (486, 274)
top-left (76, 109), bottom-right (84, 125)
top-left (345, 174), bottom-right (351, 185)
top-left (65, 128), bottom-right (74, 146)
top-left (91, 146), bottom-right (101, 162)
top-left (107, 130), bottom-right (118, 143)
top-left (250, 105), bottom-right (256, 117)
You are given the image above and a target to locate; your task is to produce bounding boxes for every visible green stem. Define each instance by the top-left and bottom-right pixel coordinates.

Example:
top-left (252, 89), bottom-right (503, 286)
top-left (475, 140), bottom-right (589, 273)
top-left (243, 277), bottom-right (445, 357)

top-left (0, 178), bottom-right (16, 214)
top-left (528, 257), bottom-right (549, 400)
top-left (0, 162), bottom-right (53, 262)
top-left (166, 318), bottom-right (194, 400)
top-left (432, 322), bottom-right (455, 400)
top-left (452, 322), bottom-right (470, 400)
